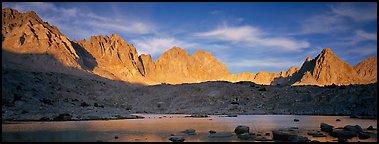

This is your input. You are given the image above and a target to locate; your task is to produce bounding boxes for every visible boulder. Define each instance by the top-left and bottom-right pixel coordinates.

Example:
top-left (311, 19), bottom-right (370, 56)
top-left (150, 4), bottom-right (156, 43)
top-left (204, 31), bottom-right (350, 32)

top-left (329, 130), bottom-right (356, 139)
top-left (367, 126), bottom-right (377, 130)
top-left (182, 129), bottom-right (196, 135)
top-left (237, 133), bottom-right (254, 140)
top-left (209, 130), bottom-right (216, 134)
top-left (272, 129), bottom-right (298, 141)
top-left (320, 123), bottom-right (334, 132)
top-left (343, 125), bottom-right (363, 134)
top-left (208, 132), bottom-right (233, 138)
top-left (358, 132), bottom-right (370, 139)
top-left (307, 130), bottom-right (326, 137)
top-left (234, 125), bottom-right (250, 134)
top-left (169, 136), bottom-right (185, 142)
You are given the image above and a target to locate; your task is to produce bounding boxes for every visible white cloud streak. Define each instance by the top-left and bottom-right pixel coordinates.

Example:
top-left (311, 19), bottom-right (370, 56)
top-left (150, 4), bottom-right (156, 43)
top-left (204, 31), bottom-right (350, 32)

top-left (330, 3), bottom-right (377, 22)
top-left (226, 58), bottom-right (302, 70)
top-left (194, 25), bottom-right (310, 51)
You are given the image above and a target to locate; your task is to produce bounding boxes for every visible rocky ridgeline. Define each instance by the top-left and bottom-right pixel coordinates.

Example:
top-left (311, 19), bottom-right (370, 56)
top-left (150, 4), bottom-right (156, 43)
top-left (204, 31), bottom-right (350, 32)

top-left (2, 8), bottom-right (377, 86)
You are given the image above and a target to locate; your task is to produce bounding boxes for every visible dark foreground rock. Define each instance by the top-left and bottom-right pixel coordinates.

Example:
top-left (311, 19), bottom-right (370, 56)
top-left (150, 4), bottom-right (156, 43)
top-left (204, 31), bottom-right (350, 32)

top-left (169, 136), bottom-right (185, 142)
top-left (208, 132), bottom-right (233, 138)
top-left (234, 125), bottom-right (250, 134)
top-left (307, 130), bottom-right (326, 137)
top-left (320, 123), bottom-right (334, 132)
top-left (182, 129), bottom-right (196, 135)
top-left (272, 129), bottom-right (298, 141)
top-left (343, 125), bottom-right (362, 134)
top-left (329, 130), bottom-right (356, 139)
top-left (237, 133), bottom-right (255, 140)
top-left (358, 132), bottom-right (371, 139)
top-left (367, 126), bottom-right (377, 130)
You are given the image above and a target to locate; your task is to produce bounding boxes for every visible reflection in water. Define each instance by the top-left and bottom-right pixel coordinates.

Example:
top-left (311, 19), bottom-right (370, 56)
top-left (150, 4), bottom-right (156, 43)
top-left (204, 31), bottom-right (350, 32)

top-left (2, 115), bottom-right (377, 142)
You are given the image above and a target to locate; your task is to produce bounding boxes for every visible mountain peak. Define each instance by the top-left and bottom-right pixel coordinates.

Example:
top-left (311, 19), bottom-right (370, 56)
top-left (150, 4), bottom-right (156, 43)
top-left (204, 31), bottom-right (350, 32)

top-left (110, 33), bottom-right (122, 40)
top-left (305, 56), bottom-right (312, 62)
top-left (320, 48), bottom-right (333, 55)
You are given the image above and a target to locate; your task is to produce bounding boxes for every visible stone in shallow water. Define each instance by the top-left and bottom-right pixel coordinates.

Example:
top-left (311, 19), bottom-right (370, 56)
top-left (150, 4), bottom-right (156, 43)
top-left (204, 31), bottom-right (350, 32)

top-left (169, 136), bottom-right (185, 142)
top-left (182, 129), bottom-right (196, 135)
top-left (209, 130), bottom-right (216, 134)
top-left (367, 126), bottom-right (377, 130)
top-left (320, 123), bottom-right (334, 132)
top-left (358, 132), bottom-right (370, 139)
top-left (237, 133), bottom-right (254, 140)
top-left (272, 129), bottom-right (298, 141)
top-left (343, 125), bottom-right (362, 134)
top-left (208, 132), bottom-right (233, 138)
top-left (234, 125), bottom-right (249, 134)
top-left (329, 130), bottom-right (356, 139)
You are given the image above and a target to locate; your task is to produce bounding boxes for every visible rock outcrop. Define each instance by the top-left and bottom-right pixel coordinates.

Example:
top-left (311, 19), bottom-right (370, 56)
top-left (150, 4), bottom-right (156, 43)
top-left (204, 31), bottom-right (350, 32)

top-left (354, 56), bottom-right (377, 84)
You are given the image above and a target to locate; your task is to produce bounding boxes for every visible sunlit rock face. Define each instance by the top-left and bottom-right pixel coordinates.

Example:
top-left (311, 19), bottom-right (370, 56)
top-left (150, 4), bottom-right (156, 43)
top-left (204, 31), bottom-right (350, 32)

top-left (291, 48), bottom-right (363, 86)
top-left (73, 34), bottom-right (146, 83)
top-left (2, 8), bottom-right (82, 74)
top-left (354, 56), bottom-right (377, 84)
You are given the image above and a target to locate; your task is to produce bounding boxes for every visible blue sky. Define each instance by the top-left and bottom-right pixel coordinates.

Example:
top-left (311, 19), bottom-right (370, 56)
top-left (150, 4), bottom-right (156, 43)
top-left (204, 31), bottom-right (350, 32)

top-left (2, 2), bottom-right (377, 74)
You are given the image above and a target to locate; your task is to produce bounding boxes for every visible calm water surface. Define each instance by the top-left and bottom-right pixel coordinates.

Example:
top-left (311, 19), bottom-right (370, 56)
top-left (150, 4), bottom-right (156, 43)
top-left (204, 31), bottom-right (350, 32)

top-left (2, 115), bottom-right (377, 142)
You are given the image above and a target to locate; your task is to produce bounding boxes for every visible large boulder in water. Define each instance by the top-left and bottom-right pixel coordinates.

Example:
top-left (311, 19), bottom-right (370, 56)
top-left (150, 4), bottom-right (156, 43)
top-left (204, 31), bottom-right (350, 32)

top-left (343, 125), bottom-right (362, 134)
top-left (169, 136), bottom-right (185, 142)
top-left (320, 123), bottom-right (334, 132)
top-left (272, 129), bottom-right (298, 141)
top-left (329, 129), bottom-right (356, 139)
top-left (234, 125), bottom-right (250, 134)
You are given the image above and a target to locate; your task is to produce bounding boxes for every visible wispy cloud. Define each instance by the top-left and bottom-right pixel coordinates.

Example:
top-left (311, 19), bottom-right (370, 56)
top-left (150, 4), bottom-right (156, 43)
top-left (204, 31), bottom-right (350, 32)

top-left (225, 58), bottom-right (302, 73)
top-left (347, 45), bottom-right (377, 56)
top-left (295, 2), bottom-right (376, 35)
top-left (330, 2), bottom-right (377, 22)
top-left (2, 2), bottom-right (155, 40)
top-left (296, 14), bottom-right (348, 35)
top-left (131, 37), bottom-right (197, 55)
top-left (194, 24), bottom-right (310, 51)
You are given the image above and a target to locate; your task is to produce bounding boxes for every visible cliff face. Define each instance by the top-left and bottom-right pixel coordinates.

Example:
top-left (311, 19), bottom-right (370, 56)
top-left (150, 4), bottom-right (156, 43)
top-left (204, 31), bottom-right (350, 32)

top-left (354, 56), bottom-right (377, 84)
top-left (73, 34), bottom-right (145, 82)
top-left (2, 8), bottom-right (82, 74)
